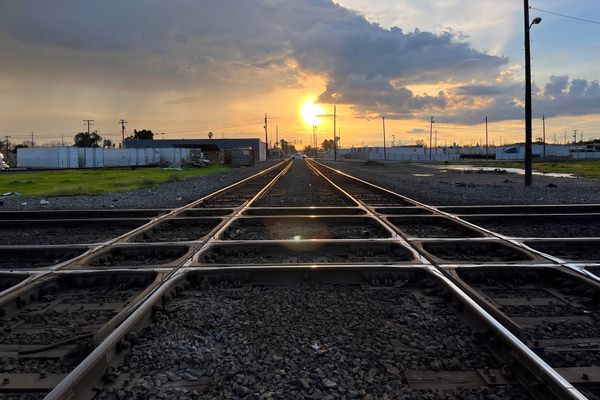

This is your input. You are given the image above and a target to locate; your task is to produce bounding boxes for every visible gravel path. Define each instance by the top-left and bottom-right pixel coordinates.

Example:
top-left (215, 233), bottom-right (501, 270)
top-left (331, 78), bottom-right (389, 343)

top-left (0, 163), bottom-right (275, 211)
top-left (322, 160), bottom-right (600, 206)
top-left (94, 277), bottom-right (532, 400)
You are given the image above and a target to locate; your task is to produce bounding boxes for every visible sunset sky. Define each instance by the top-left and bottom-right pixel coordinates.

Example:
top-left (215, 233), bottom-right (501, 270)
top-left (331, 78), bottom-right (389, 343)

top-left (1, 0), bottom-right (599, 148)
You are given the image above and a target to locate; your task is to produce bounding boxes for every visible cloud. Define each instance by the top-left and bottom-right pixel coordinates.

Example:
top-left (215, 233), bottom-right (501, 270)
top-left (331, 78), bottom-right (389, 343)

top-left (0, 0), bottom-right (598, 126)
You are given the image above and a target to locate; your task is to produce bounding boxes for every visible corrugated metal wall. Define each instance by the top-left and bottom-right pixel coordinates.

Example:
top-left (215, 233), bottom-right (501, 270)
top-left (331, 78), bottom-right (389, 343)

top-left (17, 147), bottom-right (191, 169)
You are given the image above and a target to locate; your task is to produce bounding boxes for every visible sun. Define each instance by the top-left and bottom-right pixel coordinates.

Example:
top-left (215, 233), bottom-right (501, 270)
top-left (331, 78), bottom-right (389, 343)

top-left (301, 101), bottom-right (325, 126)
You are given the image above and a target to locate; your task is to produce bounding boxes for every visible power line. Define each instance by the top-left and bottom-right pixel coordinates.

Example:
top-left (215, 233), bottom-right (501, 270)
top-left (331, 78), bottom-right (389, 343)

top-left (530, 6), bottom-right (600, 25)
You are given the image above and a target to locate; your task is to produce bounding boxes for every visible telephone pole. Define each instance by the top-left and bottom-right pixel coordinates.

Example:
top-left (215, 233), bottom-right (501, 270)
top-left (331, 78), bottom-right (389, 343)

top-left (264, 113), bottom-right (268, 160)
top-left (542, 116), bottom-right (546, 157)
top-left (276, 125), bottom-right (279, 149)
top-left (573, 130), bottom-right (578, 144)
top-left (3, 136), bottom-right (9, 156)
top-left (333, 105), bottom-right (337, 161)
top-left (485, 116), bottom-right (489, 160)
top-left (31, 132), bottom-right (35, 147)
top-left (119, 119), bottom-right (128, 148)
top-left (523, 0), bottom-right (542, 186)
top-left (382, 116), bottom-right (387, 161)
top-left (429, 116), bottom-right (435, 161)
top-left (83, 120), bottom-right (94, 135)
top-left (314, 125), bottom-right (318, 159)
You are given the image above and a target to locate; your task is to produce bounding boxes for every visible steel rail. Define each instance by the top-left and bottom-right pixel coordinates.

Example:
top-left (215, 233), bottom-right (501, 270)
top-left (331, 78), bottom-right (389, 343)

top-left (308, 159), bottom-right (587, 399)
top-left (43, 158), bottom-right (588, 399)
top-left (46, 264), bottom-right (586, 400)
top-left (36, 161), bottom-right (288, 272)
top-left (309, 160), bottom-right (583, 267)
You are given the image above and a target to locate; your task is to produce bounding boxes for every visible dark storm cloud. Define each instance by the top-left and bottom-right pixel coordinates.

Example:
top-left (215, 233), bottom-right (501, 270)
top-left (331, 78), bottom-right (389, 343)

top-left (0, 0), bottom-right (598, 122)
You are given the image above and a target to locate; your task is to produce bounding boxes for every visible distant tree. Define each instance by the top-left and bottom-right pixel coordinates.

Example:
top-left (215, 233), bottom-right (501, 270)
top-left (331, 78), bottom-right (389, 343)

top-left (126, 129), bottom-right (154, 141)
top-left (415, 139), bottom-right (425, 147)
top-left (208, 132), bottom-right (214, 139)
top-left (321, 139), bottom-right (335, 152)
top-left (42, 141), bottom-right (63, 147)
top-left (13, 144), bottom-right (28, 154)
top-left (279, 139), bottom-right (296, 155)
top-left (74, 131), bottom-right (102, 147)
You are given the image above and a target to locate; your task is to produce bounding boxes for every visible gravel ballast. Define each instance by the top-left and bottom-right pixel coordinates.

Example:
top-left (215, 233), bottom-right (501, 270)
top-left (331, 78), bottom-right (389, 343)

top-left (253, 160), bottom-right (353, 207)
top-left (322, 160), bottom-right (600, 206)
top-left (94, 275), bottom-right (532, 400)
top-left (0, 163), bottom-right (275, 211)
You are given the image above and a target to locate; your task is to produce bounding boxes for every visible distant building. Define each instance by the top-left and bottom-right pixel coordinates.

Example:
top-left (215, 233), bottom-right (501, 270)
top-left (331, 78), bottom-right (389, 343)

top-left (125, 138), bottom-right (267, 162)
top-left (335, 146), bottom-right (460, 161)
top-left (495, 144), bottom-right (570, 160)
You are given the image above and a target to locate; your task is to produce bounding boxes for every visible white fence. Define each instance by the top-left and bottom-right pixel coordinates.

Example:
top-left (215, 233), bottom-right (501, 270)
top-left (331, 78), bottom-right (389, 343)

top-left (17, 147), bottom-right (191, 169)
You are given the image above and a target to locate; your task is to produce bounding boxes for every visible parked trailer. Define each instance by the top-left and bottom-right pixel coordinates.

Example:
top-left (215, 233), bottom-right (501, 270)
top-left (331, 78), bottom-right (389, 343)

top-left (16, 147), bottom-right (195, 169)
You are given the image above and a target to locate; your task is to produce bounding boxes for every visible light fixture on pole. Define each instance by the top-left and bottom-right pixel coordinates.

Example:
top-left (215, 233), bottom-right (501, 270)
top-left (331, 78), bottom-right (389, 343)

top-left (524, 0), bottom-right (542, 186)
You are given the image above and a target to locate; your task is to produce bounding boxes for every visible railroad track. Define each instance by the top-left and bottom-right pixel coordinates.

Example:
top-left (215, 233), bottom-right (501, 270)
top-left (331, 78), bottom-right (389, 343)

top-left (0, 158), bottom-right (598, 398)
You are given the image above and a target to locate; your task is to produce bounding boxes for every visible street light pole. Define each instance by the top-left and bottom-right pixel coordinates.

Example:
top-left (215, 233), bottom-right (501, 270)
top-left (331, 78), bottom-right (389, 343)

top-left (524, 0), bottom-right (542, 186)
top-left (429, 116), bottom-right (435, 161)
top-left (485, 116), bottom-right (489, 160)
top-left (542, 115), bottom-right (546, 157)
top-left (333, 105), bottom-right (337, 161)
top-left (382, 116), bottom-right (387, 161)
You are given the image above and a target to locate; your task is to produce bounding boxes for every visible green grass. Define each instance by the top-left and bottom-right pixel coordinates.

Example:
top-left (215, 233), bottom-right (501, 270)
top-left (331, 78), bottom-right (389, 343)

top-left (0, 165), bottom-right (229, 197)
top-left (449, 160), bottom-right (600, 179)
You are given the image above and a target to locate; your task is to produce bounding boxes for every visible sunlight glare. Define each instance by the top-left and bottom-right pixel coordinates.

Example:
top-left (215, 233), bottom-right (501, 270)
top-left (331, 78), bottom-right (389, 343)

top-left (301, 101), bottom-right (324, 126)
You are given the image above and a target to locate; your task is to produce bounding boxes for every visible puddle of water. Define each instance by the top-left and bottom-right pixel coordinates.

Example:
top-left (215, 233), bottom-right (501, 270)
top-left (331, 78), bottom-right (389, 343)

top-left (437, 165), bottom-right (577, 179)
top-left (412, 173), bottom-right (433, 177)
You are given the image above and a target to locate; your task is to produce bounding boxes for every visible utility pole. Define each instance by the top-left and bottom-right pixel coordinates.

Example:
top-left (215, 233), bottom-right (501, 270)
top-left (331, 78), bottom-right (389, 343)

top-left (524, 0), bottom-right (533, 186)
top-left (523, 0), bottom-right (541, 186)
top-left (119, 119), bottom-right (128, 148)
top-left (3, 136), bottom-right (9, 156)
top-left (542, 116), bottom-right (546, 157)
top-left (573, 130), bottom-right (578, 144)
top-left (333, 105), bottom-right (337, 161)
top-left (61, 134), bottom-right (65, 146)
top-left (429, 116), bottom-right (435, 161)
top-left (485, 116), bottom-right (489, 160)
top-left (315, 125), bottom-right (318, 159)
top-left (31, 132), bottom-right (34, 147)
top-left (264, 113), bottom-right (268, 160)
top-left (275, 125), bottom-right (279, 149)
top-left (382, 116), bottom-right (387, 161)
top-left (83, 119), bottom-right (94, 135)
